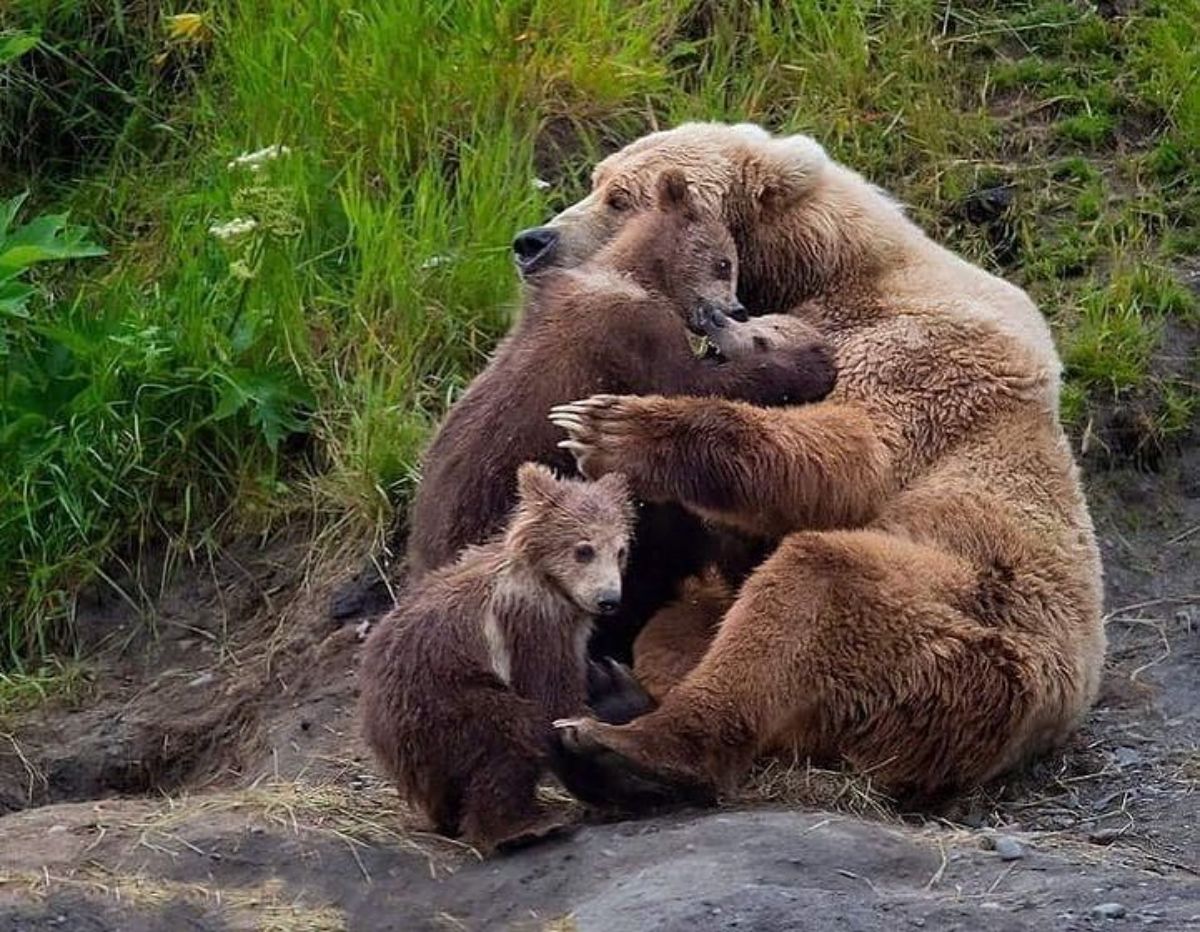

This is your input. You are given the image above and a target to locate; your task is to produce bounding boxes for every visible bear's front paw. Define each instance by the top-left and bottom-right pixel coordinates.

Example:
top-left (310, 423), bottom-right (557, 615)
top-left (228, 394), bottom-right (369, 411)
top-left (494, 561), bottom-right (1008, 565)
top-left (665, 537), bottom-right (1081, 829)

top-left (587, 658), bottom-right (656, 725)
top-left (549, 394), bottom-right (654, 481)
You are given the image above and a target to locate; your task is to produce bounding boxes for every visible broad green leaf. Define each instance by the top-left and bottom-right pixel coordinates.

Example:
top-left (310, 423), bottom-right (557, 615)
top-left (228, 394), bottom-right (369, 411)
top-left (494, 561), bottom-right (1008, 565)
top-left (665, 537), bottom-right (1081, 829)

top-left (0, 205), bottom-right (106, 275)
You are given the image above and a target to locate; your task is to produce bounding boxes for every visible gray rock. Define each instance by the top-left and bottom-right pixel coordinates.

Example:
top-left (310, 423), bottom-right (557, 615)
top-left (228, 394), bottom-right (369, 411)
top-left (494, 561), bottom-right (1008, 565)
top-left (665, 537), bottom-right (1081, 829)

top-left (993, 835), bottom-right (1025, 861)
top-left (1093, 902), bottom-right (1128, 920)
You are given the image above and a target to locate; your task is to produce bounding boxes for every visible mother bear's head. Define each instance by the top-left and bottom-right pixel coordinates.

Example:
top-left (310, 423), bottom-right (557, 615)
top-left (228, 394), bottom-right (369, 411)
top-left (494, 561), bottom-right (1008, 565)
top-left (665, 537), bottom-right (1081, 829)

top-left (513, 122), bottom-right (906, 312)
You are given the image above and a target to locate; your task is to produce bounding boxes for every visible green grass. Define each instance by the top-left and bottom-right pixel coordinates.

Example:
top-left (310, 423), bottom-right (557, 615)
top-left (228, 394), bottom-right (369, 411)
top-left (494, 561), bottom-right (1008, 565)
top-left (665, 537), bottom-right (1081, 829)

top-left (1, 0), bottom-right (1197, 668)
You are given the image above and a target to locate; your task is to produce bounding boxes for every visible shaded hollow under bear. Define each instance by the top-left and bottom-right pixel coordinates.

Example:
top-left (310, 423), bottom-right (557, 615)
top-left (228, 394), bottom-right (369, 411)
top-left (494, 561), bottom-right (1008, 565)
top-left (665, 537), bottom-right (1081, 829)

top-left (406, 169), bottom-right (837, 661)
top-left (359, 464), bottom-right (635, 852)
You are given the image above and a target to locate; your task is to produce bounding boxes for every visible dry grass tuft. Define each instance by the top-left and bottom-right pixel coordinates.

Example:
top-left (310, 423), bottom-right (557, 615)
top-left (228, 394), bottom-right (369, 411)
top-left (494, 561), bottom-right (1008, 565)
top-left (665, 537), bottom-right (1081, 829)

top-left (3, 867), bottom-right (347, 931)
top-left (738, 754), bottom-right (897, 822)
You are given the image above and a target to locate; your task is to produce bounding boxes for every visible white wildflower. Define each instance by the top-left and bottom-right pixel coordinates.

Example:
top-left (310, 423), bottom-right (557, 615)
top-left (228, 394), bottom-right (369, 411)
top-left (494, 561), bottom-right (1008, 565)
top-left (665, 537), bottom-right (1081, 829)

top-left (209, 216), bottom-right (258, 241)
top-left (227, 144), bottom-right (292, 172)
top-left (532, 177), bottom-right (552, 191)
top-left (419, 253), bottom-right (457, 270)
top-left (229, 259), bottom-right (255, 280)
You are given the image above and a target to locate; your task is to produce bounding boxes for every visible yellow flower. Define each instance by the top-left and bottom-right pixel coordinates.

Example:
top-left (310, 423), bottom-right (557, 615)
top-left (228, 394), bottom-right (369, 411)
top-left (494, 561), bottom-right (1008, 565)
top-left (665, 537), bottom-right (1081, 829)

top-left (164, 13), bottom-right (211, 44)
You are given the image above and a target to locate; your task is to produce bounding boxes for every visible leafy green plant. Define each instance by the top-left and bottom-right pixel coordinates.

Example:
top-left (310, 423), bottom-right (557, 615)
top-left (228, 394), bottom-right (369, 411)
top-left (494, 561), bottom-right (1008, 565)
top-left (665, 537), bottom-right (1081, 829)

top-left (0, 193), bottom-right (105, 321)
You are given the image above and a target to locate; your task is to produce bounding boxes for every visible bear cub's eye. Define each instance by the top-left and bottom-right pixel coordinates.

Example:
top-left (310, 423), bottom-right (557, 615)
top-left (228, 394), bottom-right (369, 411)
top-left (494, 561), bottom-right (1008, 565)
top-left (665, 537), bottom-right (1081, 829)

top-left (714, 258), bottom-right (733, 281)
top-left (753, 335), bottom-right (769, 351)
top-left (606, 190), bottom-right (631, 212)
top-left (574, 543), bottom-right (596, 563)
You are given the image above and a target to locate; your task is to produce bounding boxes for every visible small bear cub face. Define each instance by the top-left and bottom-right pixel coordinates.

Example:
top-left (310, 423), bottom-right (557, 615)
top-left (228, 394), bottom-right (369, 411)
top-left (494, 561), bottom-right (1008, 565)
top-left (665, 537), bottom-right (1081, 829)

top-left (505, 463), bottom-right (635, 616)
top-left (651, 170), bottom-right (749, 336)
top-left (695, 308), bottom-right (825, 362)
top-left (599, 169), bottom-right (748, 337)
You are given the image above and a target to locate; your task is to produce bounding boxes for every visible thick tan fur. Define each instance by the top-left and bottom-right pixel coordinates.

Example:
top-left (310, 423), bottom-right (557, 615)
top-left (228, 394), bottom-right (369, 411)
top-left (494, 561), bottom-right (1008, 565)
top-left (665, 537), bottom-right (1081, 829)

top-left (542, 122), bottom-right (1104, 800)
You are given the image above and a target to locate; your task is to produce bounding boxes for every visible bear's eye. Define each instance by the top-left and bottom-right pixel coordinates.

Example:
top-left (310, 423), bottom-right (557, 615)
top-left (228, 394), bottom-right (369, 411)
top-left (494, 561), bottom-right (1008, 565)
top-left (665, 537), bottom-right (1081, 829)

top-left (574, 543), bottom-right (596, 564)
top-left (617, 546), bottom-right (627, 563)
top-left (714, 258), bottom-right (733, 281)
top-left (606, 189), bottom-right (631, 212)
top-left (753, 335), bottom-right (769, 351)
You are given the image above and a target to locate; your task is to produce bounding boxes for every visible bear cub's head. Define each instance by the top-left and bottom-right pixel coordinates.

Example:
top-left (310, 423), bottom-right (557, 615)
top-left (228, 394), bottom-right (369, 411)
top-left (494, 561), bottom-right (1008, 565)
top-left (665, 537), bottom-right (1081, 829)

top-left (696, 309), bottom-right (826, 362)
top-left (505, 463), bottom-right (635, 617)
top-left (591, 169), bottom-right (748, 336)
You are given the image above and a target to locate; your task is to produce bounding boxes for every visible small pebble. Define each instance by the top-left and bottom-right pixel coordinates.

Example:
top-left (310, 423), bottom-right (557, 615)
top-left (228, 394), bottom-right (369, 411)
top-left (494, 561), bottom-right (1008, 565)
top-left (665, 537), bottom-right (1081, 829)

top-left (994, 835), bottom-right (1025, 861)
top-left (1093, 902), bottom-right (1128, 920)
top-left (1113, 747), bottom-right (1141, 768)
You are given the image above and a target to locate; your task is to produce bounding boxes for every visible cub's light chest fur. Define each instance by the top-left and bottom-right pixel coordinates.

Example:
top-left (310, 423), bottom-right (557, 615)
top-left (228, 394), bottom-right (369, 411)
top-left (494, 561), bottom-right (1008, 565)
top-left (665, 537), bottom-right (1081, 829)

top-left (482, 573), bottom-right (594, 685)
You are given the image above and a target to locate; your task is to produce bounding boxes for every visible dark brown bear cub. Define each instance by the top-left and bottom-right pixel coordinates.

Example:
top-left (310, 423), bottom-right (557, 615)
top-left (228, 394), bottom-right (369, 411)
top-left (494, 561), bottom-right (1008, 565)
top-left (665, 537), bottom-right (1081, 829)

top-left (406, 170), bottom-right (836, 658)
top-left (359, 464), bottom-right (634, 852)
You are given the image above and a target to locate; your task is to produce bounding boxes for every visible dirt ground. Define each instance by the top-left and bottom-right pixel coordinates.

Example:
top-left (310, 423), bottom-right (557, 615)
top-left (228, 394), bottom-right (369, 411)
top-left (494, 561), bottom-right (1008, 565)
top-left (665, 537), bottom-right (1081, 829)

top-left (0, 440), bottom-right (1196, 930)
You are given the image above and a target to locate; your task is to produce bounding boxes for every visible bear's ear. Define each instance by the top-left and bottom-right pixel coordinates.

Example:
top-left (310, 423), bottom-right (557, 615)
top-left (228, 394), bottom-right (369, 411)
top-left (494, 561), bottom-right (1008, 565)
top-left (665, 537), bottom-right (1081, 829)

top-left (516, 462), bottom-right (561, 505)
top-left (655, 169), bottom-right (697, 218)
top-left (746, 133), bottom-right (828, 212)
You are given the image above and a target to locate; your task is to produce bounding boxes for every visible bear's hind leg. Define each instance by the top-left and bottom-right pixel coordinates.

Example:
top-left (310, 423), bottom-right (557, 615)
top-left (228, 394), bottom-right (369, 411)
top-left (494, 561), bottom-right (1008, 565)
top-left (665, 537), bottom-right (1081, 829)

top-left (555, 529), bottom-right (1041, 805)
top-left (458, 754), bottom-right (575, 854)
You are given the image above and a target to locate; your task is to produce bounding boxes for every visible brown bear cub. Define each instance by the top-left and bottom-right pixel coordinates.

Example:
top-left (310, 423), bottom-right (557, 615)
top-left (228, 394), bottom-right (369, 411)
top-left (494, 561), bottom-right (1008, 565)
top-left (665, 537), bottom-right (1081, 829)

top-left (406, 169), bottom-right (836, 658)
top-left (359, 463), bottom-right (634, 852)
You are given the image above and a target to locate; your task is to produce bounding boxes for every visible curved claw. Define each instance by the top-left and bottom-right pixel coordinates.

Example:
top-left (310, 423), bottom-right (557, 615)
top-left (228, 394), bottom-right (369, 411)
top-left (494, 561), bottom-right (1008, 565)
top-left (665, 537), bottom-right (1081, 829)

top-left (557, 439), bottom-right (590, 455)
top-left (548, 412), bottom-right (588, 432)
top-left (551, 395), bottom-right (620, 415)
top-left (549, 401), bottom-right (591, 417)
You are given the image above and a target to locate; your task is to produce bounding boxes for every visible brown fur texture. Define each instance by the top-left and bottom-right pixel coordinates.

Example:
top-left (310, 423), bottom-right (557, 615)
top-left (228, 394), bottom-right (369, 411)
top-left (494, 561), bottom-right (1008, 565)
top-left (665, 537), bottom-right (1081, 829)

top-left (407, 170), bottom-right (836, 657)
top-left (541, 122), bottom-right (1104, 802)
top-left (359, 464), bottom-right (634, 852)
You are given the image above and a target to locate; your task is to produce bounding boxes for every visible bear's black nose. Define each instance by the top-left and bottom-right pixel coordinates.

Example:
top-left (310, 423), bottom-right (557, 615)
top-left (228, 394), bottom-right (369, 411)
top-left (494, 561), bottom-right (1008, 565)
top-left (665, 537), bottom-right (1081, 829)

top-left (596, 592), bottom-right (621, 615)
top-left (512, 227), bottom-right (560, 275)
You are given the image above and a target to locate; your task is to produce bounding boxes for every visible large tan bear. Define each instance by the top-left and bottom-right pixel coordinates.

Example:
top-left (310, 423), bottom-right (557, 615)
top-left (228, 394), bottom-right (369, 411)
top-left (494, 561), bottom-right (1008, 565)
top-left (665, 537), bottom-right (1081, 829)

top-left (516, 122), bottom-right (1105, 801)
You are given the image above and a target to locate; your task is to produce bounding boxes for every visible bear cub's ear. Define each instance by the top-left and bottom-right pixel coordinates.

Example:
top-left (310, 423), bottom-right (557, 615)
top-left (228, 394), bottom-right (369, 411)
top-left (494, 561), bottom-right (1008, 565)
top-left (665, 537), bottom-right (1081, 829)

top-left (655, 169), bottom-right (698, 220)
top-left (516, 462), bottom-right (561, 504)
